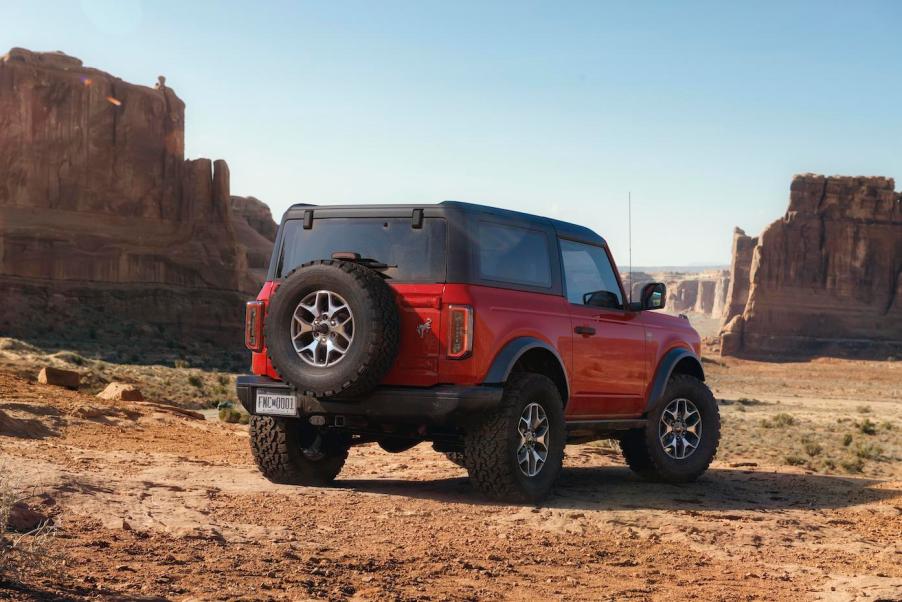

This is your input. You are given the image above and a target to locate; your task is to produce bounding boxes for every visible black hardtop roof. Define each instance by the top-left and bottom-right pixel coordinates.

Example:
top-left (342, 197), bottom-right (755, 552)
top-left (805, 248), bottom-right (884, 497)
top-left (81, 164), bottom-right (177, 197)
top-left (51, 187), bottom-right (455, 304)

top-left (282, 200), bottom-right (606, 247)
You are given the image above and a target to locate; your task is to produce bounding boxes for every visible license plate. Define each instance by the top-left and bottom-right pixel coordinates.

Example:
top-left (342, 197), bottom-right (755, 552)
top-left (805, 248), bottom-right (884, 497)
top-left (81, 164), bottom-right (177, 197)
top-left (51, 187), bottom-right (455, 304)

top-left (255, 390), bottom-right (297, 416)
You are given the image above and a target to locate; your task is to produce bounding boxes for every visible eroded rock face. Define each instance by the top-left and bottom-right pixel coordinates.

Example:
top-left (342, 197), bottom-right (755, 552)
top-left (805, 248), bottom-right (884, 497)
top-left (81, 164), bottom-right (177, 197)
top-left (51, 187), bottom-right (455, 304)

top-left (0, 48), bottom-right (276, 350)
top-left (231, 195), bottom-right (277, 288)
top-left (721, 174), bottom-right (902, 357)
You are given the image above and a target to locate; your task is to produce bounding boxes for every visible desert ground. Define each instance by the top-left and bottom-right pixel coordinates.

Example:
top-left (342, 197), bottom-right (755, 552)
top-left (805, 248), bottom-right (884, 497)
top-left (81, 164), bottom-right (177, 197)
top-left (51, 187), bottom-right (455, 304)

top-left (1, 343), bottom-right (900, 601)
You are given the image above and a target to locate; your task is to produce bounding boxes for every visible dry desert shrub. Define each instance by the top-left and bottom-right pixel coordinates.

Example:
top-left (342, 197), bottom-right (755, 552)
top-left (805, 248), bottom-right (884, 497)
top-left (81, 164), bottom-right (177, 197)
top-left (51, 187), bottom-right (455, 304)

top-left (0, 481), bottom-right (60, 582)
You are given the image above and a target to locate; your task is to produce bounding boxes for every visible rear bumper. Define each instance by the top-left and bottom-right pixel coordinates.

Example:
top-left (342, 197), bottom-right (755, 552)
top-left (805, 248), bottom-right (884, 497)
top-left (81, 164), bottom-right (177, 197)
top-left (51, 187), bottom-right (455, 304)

top-left (236, 375), bottom-right (503, 424)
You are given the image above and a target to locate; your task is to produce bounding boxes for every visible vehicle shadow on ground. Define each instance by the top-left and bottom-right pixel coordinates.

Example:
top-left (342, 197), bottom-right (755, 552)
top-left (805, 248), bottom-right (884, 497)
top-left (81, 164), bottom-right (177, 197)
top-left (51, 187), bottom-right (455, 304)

top-left (335, 465), bottom-right (901, 511)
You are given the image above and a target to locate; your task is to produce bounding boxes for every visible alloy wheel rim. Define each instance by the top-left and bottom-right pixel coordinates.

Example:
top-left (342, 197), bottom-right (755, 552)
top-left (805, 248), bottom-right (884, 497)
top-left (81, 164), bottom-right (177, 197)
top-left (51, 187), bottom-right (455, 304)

top-left (517, 402), bottom-right (550, 477)
top-left (291, 290), bottom-right (354, 367)
top-left (659, 397), bottom-right (702, 460)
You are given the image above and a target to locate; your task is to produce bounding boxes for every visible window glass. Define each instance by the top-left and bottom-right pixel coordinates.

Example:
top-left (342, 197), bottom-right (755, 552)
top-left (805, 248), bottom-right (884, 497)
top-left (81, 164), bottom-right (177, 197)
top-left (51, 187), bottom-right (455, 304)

top-left (477, 222), bottom-right (551, 288)
top-left (560, 239), bottom-right (623, 309)
top-left (278, 217), bottom-right (446, 281)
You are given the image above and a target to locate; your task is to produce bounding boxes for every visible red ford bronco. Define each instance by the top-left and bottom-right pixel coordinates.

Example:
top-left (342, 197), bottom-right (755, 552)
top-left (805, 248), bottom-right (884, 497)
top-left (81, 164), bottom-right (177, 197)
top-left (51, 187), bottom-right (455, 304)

top-left (237, 202), bottom-right (719, 502)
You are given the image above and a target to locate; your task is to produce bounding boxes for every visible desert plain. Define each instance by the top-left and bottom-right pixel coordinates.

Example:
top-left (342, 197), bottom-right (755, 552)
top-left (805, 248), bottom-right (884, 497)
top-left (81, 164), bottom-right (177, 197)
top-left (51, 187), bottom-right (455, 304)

top-left (1, 340), bottom-right (899, 601)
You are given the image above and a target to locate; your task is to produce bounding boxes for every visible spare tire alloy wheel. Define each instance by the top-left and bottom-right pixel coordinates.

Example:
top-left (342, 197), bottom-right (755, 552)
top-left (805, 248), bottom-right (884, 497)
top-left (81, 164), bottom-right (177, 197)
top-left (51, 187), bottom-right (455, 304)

top-left (265, 260), bottom-right (400, 399)
top-left (292, 290), bottom-right (354, 367)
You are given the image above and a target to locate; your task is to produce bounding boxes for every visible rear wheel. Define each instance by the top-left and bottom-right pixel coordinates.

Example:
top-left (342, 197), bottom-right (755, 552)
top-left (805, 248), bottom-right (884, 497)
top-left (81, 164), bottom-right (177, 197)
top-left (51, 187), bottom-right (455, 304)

top-left (619, 374), bottom-right (720, 482)
top-left (250, 416), bottom-right (350, 485)
top-left (465, 373), bottom-right (565, 502)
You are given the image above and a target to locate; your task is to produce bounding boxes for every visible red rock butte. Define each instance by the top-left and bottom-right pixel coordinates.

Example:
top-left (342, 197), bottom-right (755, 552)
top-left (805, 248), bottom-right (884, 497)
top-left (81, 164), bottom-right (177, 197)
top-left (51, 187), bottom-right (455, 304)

top-left (721, 174), bottom-right (902, 358)
top-left (0, 48), bottom-right (275, 346)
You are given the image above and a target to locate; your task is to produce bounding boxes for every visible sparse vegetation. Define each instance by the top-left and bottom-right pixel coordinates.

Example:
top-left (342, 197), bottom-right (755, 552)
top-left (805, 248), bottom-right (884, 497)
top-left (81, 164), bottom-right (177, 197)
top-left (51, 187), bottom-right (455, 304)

top-left (840, 458), bottom-right (865, 473)
top-left (803, 440), bottom-right (822, 457)
top-left (842, 433), bottom-right (853, 446)
top-left (853, 441), bottom-right (883, 461)
top-left (736, 397), bottom-right (765, 406)
top-left (760, 413), bottom-right (796, 428)
top-left (784, 455), bottom-right (806, 466)
top-left (856, 418), bottom-right (877, 435)
top-left (188, 375), bottom-right (204, 388)
top-left (0, 482), bottom-right (58, 582)
top-left (856, 405), bottom-right (871, 414)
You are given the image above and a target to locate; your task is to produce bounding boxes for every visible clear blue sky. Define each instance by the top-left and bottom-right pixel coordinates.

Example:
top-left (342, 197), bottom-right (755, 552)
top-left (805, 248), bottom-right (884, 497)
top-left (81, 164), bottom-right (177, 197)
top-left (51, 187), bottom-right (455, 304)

top-left (5, 1), bottom-right (901, 265)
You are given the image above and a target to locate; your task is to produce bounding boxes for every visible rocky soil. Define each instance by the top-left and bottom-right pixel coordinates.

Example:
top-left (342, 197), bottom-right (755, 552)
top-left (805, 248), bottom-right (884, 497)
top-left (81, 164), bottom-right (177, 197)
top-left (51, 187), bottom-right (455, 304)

top-left (0, 354), bottom-right (900, 601)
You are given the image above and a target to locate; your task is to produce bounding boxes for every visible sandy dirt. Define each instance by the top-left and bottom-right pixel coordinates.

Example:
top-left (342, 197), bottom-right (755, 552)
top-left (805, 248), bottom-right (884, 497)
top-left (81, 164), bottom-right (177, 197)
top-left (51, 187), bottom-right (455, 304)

top-left (1, 356), bottom-right (900, 601)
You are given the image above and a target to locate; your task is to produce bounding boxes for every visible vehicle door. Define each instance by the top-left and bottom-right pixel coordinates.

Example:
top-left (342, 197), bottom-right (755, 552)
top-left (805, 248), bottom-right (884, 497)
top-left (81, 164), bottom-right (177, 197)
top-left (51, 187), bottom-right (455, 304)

top-left (559, 239), bottom-right (647, 418)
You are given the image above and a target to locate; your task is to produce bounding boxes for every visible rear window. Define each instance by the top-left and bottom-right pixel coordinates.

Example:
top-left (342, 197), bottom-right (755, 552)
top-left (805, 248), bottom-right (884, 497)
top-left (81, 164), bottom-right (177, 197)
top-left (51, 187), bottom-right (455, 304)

top-left (476, 222), bottom-right (552, 288)
top-left (277, 217), bottom-right (446, 282)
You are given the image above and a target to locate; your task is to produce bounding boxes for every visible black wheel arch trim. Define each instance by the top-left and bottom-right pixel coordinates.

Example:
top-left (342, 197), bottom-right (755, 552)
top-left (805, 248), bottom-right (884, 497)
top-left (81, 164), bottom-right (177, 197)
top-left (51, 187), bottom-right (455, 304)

top-left (644, 347), bottom-right (705, 413)
top-left (482, 336), bottom-right (570, 401)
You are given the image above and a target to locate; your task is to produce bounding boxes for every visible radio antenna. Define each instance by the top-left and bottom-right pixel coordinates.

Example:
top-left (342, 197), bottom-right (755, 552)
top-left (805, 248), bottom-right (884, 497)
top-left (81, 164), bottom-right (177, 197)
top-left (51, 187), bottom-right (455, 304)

top-left (628, 191), bottom-right (633, 305)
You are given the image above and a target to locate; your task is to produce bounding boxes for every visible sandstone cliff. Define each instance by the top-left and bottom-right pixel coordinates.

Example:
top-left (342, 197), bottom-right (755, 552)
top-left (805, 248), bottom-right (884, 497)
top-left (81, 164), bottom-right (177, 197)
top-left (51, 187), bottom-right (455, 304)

top-left (0, 48), bottom-right (276, 355)
top-left (721, 174), bottom-right (902, 357)
top-left (231, 195), bottom-right (277, 288)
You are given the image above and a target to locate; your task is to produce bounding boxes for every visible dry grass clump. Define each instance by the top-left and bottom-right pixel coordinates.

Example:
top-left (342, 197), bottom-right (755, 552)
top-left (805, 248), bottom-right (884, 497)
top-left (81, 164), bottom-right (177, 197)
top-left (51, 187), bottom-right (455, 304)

top-left (760, 413), bottom-right (796, 428)
top-left (855, 418), bottom-right (877, 435)
top-left (0, 482), bottom-right (59, 582)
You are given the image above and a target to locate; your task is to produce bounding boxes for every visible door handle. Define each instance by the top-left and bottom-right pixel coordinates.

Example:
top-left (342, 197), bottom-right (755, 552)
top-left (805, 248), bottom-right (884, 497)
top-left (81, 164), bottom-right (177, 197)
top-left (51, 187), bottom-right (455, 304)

top-left (574, 326), bottom-right (596, 336)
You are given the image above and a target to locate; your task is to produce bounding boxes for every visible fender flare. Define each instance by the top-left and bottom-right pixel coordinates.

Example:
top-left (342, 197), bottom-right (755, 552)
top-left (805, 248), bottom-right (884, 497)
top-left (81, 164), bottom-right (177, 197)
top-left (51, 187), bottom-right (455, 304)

top-left (644, 347), bottom-right (705, 413)
top-left (482, 336), bottom-right (569, 400)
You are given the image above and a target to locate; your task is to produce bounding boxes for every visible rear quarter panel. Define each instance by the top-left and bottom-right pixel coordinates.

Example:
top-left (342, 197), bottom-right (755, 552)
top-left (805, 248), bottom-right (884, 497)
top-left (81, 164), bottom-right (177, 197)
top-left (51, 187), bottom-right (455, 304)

top-left (437, 284), bottom-right (573, 389)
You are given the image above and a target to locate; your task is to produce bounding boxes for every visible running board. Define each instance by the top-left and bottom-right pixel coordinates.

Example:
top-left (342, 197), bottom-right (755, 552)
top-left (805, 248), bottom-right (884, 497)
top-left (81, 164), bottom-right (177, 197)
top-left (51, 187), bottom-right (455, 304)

top-left (565, 419), bottom-right (646, 438)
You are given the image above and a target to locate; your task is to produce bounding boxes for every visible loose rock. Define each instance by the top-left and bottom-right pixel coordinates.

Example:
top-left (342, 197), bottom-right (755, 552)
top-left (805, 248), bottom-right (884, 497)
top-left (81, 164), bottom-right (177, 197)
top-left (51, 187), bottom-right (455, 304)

top-left (37, 366), bottom-right (81, 389)
top-left (97, 382), bottom-right (144, 402)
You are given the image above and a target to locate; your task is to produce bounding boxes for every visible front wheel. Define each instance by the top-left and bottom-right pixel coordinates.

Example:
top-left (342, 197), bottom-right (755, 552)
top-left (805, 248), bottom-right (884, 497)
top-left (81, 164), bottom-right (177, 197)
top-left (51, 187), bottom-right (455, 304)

top-left (620, 374), bottom-right (720, 482)
top-left (250, 416), bottom-right (350, 485)
top-left (465, 373), bottom-right (566, 502)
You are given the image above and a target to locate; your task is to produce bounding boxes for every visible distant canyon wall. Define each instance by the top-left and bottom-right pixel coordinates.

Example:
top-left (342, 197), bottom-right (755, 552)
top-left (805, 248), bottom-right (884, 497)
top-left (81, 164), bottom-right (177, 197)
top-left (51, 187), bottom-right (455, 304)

top-left (0, 48), bottom-right (276, 348)
top-left (721, 174), bottom-right (902, 358)
top-left (624, 270), bottom-right (729, 320)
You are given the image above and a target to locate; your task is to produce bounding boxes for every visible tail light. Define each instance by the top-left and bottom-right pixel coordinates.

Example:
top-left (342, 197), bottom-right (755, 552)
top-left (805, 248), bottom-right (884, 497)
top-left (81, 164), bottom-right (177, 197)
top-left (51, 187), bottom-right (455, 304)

top-left (446, 305), bottom-right (473, 359)
top-left (245, 301), bottom-right (264, 352)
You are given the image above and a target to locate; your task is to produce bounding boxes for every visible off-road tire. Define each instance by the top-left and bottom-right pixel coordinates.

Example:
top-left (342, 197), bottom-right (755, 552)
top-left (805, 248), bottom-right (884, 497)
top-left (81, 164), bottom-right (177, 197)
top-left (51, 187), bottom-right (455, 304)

top-left (619, 374), bottom-right (720, 482)
top-left (265, 260), bottom-right (400, 399)
top-left (250, 416), bottom-right (350, 485)
top-left (464, 373), bottom-right (566, 503)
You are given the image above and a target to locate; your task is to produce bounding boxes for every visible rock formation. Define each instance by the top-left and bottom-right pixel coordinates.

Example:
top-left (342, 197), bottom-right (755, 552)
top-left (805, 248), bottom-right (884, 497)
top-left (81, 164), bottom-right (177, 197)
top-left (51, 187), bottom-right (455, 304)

top-left (0, 48), bottom-right (276, 354)
top-left (231, 195), bottom-right (277, 287)
top-left (721, 174), bottom-right (902, 357)
top-left (721, 228), bottom-right (758, 330)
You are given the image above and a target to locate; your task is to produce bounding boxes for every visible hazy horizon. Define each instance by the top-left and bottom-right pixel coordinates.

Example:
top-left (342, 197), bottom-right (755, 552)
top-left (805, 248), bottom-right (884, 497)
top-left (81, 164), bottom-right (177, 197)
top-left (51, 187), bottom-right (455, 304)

top-left (4, 1), bottom-right (900, 265)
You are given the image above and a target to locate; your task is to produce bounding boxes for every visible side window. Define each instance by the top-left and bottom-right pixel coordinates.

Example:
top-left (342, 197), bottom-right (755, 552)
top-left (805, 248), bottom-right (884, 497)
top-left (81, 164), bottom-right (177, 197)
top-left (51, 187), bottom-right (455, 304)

top-left (560, 239), bottom-right (624, 309)
top-left (477, 222), bottom-right (552, 288)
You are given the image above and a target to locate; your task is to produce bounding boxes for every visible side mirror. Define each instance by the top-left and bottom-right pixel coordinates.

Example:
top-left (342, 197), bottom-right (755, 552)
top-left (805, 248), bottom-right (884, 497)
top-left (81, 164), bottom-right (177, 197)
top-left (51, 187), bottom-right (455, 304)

top-left (640, 282), bottom-right (666, 311)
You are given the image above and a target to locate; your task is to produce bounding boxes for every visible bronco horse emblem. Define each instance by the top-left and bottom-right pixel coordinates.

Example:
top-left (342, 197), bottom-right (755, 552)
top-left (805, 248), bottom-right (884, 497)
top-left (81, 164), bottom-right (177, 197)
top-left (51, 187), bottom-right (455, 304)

top-left (417, 318), bottom-right (433, 338)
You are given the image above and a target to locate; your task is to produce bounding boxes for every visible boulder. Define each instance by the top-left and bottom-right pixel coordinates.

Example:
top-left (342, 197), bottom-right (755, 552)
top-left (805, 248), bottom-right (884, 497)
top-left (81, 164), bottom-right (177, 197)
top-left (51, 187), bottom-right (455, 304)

top-left (37, 366), bottom-right (80, 389)
top-left (97, 382), bottom-right (145, 402)
top-left (721, 174), bottom-right (902, 357)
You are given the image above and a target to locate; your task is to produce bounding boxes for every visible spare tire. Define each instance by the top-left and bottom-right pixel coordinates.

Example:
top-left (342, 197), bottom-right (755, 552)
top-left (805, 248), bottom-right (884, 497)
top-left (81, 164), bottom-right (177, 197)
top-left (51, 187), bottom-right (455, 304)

top-left (265, 260), bottom-right (400, 398)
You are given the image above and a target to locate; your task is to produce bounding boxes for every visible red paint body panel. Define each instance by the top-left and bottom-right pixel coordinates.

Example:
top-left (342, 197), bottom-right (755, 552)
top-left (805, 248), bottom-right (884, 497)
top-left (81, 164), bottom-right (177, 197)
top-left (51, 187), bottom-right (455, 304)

top-left (568, 305), bottom-right (647, 418)
top-left (249, 279), bottom-right (700, 420)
